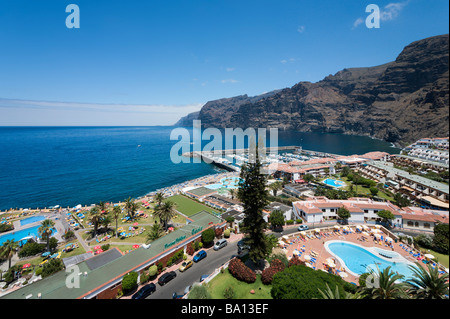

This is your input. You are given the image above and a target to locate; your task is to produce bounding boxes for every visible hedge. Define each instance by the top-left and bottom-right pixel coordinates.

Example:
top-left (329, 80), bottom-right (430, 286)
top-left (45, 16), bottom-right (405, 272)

top-left (228, 257), bottom-right (256, 283)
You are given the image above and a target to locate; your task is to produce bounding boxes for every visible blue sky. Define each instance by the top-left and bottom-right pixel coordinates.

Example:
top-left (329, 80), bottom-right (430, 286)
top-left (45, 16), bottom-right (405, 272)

top-left (0, 0), bottom-right (448, 125)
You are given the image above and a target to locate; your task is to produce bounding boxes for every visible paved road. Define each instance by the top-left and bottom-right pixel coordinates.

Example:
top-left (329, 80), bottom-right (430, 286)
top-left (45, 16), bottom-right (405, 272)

top-left (148, 241), bottom-right (239, 299)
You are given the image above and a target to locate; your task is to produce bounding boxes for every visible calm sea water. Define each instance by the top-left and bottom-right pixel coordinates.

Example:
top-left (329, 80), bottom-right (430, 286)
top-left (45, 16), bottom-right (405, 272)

top-left (0, 126), bottom-right (399, 210)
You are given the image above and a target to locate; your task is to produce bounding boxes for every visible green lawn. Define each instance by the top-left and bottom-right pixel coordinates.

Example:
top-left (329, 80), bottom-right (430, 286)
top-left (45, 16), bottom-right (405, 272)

top-left (206, 269), bottom-right (272, 299)
top-left (168, 195), bottom-right (220, 217)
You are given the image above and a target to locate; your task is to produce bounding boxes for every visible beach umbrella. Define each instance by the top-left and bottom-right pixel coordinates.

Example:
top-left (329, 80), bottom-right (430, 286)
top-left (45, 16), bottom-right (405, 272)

top-left (362, 225), bottom-right (369, 230)
top-left (133, 222), bottom-right (139, 226)
top-left (362, 232), bottom-right (370, 236)
top-left (304, 255), bottom-right (311, 261)
top-left (314, 229), bottom-right (320, 233)
top-left (305, 262), bottom-right (313, 268)
top-left (339, 272), bottom-right (348, 278)
top-left (385, 237), bottom-right (393, 242)
top-left (300, 231), bottom-right (306, 236)
top-left (334, 225), bottom-right (340, 230)
top-left (424, 254), bottom-right (435, 260)
top-left (372, 229), bottom-right (381, 233)
top-left (41, 252), bottom-right (51, 257)
top-left (22, 263), bottom-right (31, 269)
top-left (168, 227), bottom-right (174, 231)
top-left (132, 245), bottom-right (140, 249)
top-left (374, 225), bottom-right (381, 229)
top-left (94, 245), bottom-right (101, 250)
top-left (96, 249), bottom-right (103, 254)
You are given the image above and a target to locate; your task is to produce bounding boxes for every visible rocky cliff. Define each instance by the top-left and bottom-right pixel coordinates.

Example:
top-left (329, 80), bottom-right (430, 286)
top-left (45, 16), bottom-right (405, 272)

top-left (176, 34), bottom-right (449, 146)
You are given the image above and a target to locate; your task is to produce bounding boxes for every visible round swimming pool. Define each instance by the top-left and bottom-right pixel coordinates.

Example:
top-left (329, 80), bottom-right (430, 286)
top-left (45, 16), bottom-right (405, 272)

top-left (325, 241), bottom-right (415, 280)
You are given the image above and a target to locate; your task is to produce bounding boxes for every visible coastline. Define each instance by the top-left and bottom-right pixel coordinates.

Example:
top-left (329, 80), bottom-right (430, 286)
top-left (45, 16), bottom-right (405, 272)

top-left (0, 170), bottom-right (239, 216)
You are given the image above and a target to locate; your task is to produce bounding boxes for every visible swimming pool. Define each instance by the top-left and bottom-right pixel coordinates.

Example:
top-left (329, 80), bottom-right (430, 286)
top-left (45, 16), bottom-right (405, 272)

top-left (323, 178), bottom-right (346, 188)
top-left (0, 225), bottom-right (57, 246)
top-left (20, 215), bottom-right (46, 226)
top-left (325, 241), bottom-right (415, 280)
top-left (205, 177), bottom-right (243, 190)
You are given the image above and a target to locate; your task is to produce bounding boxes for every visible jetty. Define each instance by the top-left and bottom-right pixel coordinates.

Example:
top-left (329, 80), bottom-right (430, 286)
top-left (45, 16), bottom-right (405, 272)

top-left (182, 146), bottom-right (342, 172)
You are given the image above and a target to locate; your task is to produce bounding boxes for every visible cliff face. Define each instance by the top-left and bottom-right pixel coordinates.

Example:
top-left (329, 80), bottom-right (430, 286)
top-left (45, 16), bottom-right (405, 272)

top-left (178, 34), bottom-right (449, 146)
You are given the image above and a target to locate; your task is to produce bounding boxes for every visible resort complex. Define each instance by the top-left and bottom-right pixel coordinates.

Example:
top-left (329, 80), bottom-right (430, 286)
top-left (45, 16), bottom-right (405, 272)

top-left (0, 143), bottom-right (448, 300)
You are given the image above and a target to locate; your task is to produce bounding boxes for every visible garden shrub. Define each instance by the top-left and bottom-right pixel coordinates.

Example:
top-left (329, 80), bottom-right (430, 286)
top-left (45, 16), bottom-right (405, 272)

top-left (271, 265), bottom-right (356, 299)
top-left (215, 228), bottom-right (223, 238)
top-left (148, 265), bottom-right (158, 278)
top-left (261, 259), bottom-right (285, 285)
top-left (41, 259), bottom-right (64, 278)
top-left (18, 242), bottom-right (46, 258)
top-left (122, 272), bottom-right (138, 294)
top-left (228, 257), bottom-right (256, 283)
top-left (223, 286), bottom-right (235, 299)
top-left (287, 255), bottom-right (305, 267)
top-left (201, 228), bottom-right (215, 246)
top-left (224, 229), bottom-right (231, 238)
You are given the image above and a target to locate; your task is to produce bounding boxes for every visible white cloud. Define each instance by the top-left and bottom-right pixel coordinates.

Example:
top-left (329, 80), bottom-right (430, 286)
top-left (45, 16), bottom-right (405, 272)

top-left (353, 17), bottom-right (364, 29)
top-left (226, 67), bottom-right (235, 72)
top-left (381, 1), bottom-right (408, 21)
top-left (281, 58), bottom-right (296, 64)
top-left (297, 25), bottom-right (306, 33)
top-left (221, 79), bottom-right (239, 84)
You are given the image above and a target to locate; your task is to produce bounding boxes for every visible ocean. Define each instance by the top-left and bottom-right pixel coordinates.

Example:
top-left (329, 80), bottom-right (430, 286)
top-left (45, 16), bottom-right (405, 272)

top-left (0, 126), bottom-right (400, 210)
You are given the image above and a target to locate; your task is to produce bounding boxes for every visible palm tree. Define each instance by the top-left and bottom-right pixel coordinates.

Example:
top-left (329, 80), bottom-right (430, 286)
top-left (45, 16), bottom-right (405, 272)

top-left (154, 192), bottom-right (164, 207)
top-left (361, 266), bottom-right (408, 299)
top-left (38, 219), bottom-right (55, 252)
top-left (147, 222), bottom-right (163, 241)
top-left (112, 206), bottom-right (122, 238)
top-left (0, 239), bottom-right (19, 269)
top-left (89, 206), bottom-right (101, 237)
top-left (405, 262), bottom-right (449, 299)
top-left (124, 197), bottom-right (139, 221)
top-left (101, 216), bottom-right (112, 232)
top-left (97, 201), bottom-right (107, 214)
top-left (128, 202), bottom-right (139, 221)
top-left (268, 181), bottom-right (283, 196)
top-left (157, 200), bottom-right (177, 231)
top-left (318, 283), bottom-right (362, 299)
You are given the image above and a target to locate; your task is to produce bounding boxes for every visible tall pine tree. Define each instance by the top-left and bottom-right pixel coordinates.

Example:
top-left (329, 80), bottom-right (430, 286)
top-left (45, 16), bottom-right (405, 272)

top-left (238, 139), bottom-right (270, 264)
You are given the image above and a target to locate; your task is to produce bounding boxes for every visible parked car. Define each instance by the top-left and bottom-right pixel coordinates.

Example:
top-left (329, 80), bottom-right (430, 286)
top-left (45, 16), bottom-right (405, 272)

top-left (199, 274), bottom-right (209, 282)
top-left (237, 238), bottom-right (250, 254)
top-left (131, 283), bottom-right (156, 299)
top-left (213, 238), bottom-right (228, 251)
top-left (158, 271), bottom-right (177, 286)
top-left (297, 224), bottom-right (309, 231)
top-left (193, 250), bottom-right (207, 262)
top-left (179, 259), bottom-right (193, 272)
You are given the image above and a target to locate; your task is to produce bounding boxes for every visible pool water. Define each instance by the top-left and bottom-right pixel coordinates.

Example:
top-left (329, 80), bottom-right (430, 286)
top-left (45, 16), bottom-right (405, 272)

top-left (326, 241), bottom-right (415, 280)
top-left (323, 178), bottom-right (346, 188)
top-left (0, 225), bottom-right (57, 246)
top-left (20, 215), bottom-right (46, 226)
top-left (205, 177), bottom-right (243, 190)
